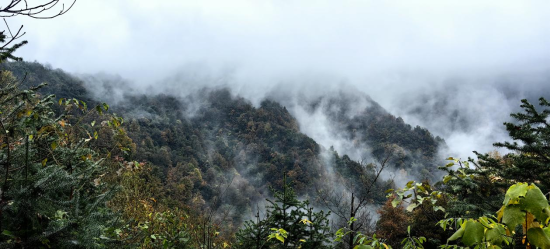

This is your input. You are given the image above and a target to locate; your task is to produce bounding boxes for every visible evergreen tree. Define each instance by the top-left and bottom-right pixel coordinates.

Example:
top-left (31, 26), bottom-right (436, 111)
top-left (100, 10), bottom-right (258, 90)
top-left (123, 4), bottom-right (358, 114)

top-left (0, 72), bottom-right (120, 248)
top-left (484, 97), bottom-right (550, 192)
top-left (235, 175), bottom-right (331, 249)
top-left (439, 97), bottom-right (550, 218)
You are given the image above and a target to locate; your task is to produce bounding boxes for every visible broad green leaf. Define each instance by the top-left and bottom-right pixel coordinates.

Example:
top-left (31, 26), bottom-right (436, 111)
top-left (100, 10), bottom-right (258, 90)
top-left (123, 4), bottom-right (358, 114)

top-left (461, 220), bottom-right (484, 246)
top-left (520, 185), bottom-right (549, 222)
top-left (503, 183), bottom-right (528, 205)
top-left (485, 225), bottom-right (506, 245)
top-left (527, 227), bottom-right (550, 248)
top-left (447, 226), bottom-right (465, 242)
top-left (51, 141), bottom-right (57, 150)
top-left (502, 205), bottom-right (525, 231)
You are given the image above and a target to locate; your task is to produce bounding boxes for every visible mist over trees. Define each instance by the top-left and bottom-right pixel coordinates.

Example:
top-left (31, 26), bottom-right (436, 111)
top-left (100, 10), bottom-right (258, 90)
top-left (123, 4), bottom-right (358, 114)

top-left (2, 1), bottom-right (550, 248)
top-left (2, 59), bottom-right (549, 248)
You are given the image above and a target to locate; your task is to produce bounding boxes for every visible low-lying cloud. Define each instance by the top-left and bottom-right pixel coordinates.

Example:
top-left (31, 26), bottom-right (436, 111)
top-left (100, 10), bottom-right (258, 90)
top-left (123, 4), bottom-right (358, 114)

top-left (10, 0), bottom-right (550, 160)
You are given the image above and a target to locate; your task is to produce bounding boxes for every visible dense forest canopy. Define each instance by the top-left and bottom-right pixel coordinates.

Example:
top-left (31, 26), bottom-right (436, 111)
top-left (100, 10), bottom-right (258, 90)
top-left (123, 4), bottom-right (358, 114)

top-left (2, 59), bottom-right (550, 248)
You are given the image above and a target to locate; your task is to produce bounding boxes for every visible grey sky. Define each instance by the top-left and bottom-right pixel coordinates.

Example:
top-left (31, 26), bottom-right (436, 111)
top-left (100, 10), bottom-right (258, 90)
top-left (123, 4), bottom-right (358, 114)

top-left (12, 0), bottom-right (550, 81)
top-left (10, 0), bottom-right (550, 159)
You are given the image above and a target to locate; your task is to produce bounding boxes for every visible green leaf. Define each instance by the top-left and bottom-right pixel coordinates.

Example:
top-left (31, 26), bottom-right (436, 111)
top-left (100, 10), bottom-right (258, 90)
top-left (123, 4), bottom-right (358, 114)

top-left (354, 245), bottom-right (373, 249)
top-left (51, 141), bottom-right (57, 150)
top-left (96, 105), bottom-right (103, 114)
top-left (443, 175), bottom-right (453, 184)
top-left (94, 131), bottom-right (98, 140)
top-left (527, 227), bottom-right (550, 248)
top-left (503, 183), bottom-right (528, 205)
top-left (485, 225), bottom-right (506, 244)
top-left (406, 203), bottom-right (418, 212)
top-left (151, 234), bottom-right (157, 240)
top-left (391, 198), bottom-right (401, 207)
top-left (502, 205), bottom-right (525, 231)
top-left (103, 103), bottom-right (109, 111)
top-left (80, 100), bottom-right (87, 110)
top-left (2, 230), bottom-right (14, 238)
top-left (520, 185), bottom-right (549, 222)
top-left (448, 226), bottom-right (465, 242)
top-left (461, 220), bottom-right (484, 246)
top-left (434, 206), bottom-right (446, 213)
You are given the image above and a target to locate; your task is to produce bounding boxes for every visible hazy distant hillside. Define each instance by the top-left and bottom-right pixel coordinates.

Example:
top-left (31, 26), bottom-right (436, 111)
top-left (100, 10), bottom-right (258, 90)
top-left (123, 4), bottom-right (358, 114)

top-left (1, 61), bottom-right (444, 230)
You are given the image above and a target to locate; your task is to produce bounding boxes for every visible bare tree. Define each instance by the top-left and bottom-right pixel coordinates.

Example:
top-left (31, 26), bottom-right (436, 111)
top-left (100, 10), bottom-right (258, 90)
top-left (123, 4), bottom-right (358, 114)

top-left (316, 145), bottom-right (397, 249)
top-left (0, 0), bottom-right (76, 61)
top-left (1, 0), bottom-right (76, 19)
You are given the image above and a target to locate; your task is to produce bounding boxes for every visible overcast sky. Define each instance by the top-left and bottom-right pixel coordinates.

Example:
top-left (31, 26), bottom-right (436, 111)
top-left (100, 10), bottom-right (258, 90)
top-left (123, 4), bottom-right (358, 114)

top-left (11, 0), bottom-right (550, 81)
top-left (10, 0), bottom-right (550, 159)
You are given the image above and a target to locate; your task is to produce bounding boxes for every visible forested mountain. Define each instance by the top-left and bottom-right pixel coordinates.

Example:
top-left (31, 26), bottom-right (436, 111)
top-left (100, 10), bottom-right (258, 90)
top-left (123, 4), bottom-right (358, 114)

top-left (3, 60), bottom-right (550, 249)
top-left (0, 61), bottom-right (444, 242)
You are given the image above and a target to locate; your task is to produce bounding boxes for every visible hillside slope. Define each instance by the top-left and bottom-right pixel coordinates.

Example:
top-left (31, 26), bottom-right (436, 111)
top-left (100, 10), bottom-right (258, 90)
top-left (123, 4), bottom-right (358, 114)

top-left (1, 61), bottom-right (444, 229)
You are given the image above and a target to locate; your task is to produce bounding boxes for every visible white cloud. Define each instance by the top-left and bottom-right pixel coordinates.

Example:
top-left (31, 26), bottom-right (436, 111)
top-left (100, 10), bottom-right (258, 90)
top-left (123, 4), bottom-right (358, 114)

top-left (9, 0), bottom-right (550, 159)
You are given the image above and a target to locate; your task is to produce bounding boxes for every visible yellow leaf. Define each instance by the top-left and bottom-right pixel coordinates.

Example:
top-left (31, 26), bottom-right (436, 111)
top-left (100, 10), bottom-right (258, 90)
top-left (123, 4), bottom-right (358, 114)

top-left (275, 233), bottom-right (284, 243)
top-left (300, 218), bottom-right (312, 225)
top-left (42, 158), bottom-right (48, 167)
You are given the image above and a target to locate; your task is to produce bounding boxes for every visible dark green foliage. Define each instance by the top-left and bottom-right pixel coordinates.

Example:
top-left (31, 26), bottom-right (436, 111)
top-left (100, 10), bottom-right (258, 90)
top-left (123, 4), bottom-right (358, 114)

top-left (0, 31), bottom-right (27, 62)
top-left (301, 92), bottom-right (445, 181)
top-left (2, 61), bottom-right (449, 247)
top-left (440, 98), bottom-right (550, 219)
top-left (0, 72), bottom-right (119, 248)
top-left (490, 97), bottom-right (550, 191)
top-left (0, 61), bottom-right (94, 105)
top-left (235, 176), bottom-right (331, 248)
